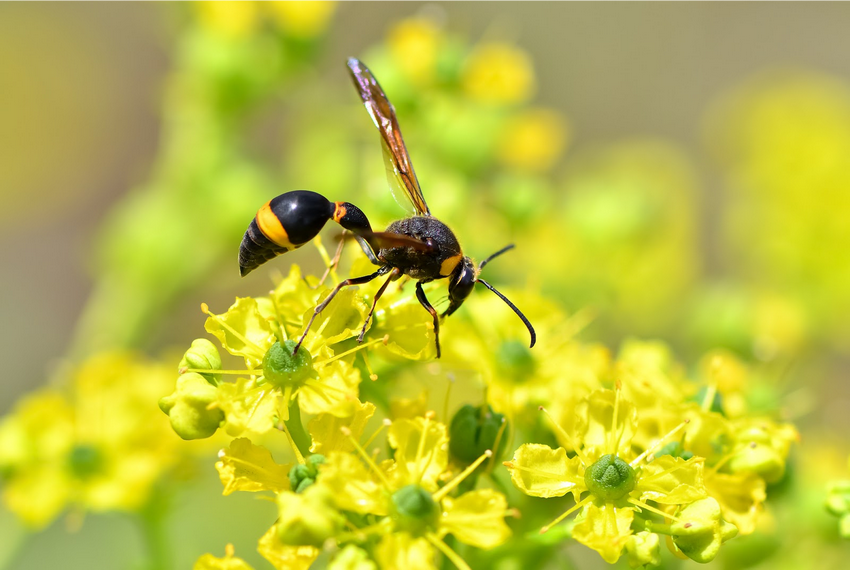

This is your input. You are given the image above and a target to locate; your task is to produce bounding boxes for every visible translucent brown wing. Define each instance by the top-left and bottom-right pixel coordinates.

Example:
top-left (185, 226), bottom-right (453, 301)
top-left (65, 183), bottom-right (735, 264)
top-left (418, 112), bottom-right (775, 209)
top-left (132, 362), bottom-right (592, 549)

top-left (341, 230), bottom-right (435, 253)
top-left (347, 58), bottom-right (431, 217)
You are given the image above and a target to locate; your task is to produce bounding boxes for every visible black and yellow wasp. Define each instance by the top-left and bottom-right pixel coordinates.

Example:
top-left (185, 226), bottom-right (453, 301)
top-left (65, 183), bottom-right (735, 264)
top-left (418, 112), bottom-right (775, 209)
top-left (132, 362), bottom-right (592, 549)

top-left (238, 58), bottom-right (535, 358)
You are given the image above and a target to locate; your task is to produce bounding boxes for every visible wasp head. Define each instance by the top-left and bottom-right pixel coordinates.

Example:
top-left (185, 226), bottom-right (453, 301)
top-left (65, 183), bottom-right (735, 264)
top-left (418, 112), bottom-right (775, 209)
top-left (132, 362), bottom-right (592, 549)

top-left (444, 256), bottom-right (477, 317)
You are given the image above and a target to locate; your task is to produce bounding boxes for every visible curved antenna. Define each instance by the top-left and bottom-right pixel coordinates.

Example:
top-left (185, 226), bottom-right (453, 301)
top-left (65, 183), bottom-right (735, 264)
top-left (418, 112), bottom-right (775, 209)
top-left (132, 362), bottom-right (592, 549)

top-left (476, 278), bottom-right (537, 348)
top-left (479, 244), bottom-right (516, 271)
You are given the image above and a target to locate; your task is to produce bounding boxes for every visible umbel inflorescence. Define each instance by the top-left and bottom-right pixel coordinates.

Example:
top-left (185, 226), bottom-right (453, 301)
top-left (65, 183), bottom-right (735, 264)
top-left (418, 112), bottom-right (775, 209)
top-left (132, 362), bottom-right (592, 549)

top-left (159, 240), bottom-right (797, 569)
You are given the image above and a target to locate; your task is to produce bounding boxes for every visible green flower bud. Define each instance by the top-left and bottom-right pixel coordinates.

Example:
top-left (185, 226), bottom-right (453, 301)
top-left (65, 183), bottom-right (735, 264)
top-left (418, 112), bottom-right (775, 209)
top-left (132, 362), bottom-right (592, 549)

top-left (671, 497), bottom-right (738, 563)
top-left (67, 444), bottom-right (103, 479)
top-left (262, 340), bottom-right (317, 389)
top-left (728, 443), bottom-right (785, 483)
top-left (277, 485), bottom-right (344, 547)
top-left (584, 454), bottom-right (636, 502)
top-left (390, 485), bottom-right (440, 536)
top-left (289, 454), bottom-right (325, 493)
top-left (625, 531), bottom-right (660, 569)
top-left (449, 404), bottom-right (508, 466)
top-left (159, 373), bottom-right (224, 440)
top-left (825, 480), bottom-right (850, 516)
top-left (179, 338), bottom-right (222, 385)
top-left (497, 340), bottom-right (536, 383)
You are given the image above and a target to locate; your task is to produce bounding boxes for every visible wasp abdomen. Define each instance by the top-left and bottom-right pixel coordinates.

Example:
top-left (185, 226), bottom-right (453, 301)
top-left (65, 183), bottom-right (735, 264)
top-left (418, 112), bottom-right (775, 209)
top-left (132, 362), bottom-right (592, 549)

top-left (239, 190), bottom-right (374, 276)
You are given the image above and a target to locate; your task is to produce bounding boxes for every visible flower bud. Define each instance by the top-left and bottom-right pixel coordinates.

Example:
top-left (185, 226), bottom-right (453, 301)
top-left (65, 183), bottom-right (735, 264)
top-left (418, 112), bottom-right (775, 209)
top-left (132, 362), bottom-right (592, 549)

top-left (390, 484), bottom-right (440, 536)
top-left (179, 339), bottom-right (222, 385)
top-left (328, 545), bottom-right (377, 570)
top-left (671, 497), bottom-right (738, 563)
top-left (449, 404), bottom-right (508, 466)
top-left (159, 373), bottom-right (224, 440)
top-left (625, 531), bottom-right (660, 568)
top-left (262, 340), bottom-right (317, 389)
top-left (277, 485), bottom-right (344, 547)
top-left (584, 454), bottom-right (636, 502)
top-left (289, 454), bottom-right (325, 493)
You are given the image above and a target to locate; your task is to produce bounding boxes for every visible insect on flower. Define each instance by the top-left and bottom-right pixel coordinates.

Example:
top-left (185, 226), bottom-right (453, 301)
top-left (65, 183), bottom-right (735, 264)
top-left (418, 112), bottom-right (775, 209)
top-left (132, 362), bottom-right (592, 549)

top-left (238, 58), bottom-right (536, 358)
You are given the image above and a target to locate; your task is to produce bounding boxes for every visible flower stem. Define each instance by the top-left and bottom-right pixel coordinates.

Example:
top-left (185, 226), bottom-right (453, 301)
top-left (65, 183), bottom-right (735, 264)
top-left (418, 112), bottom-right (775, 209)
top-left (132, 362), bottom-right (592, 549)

top-left (284, 399), bottom-right (312, 458)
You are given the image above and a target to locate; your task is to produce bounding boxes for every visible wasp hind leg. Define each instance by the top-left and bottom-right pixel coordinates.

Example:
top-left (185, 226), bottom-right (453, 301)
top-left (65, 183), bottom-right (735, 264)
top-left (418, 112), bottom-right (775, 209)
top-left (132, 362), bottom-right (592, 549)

top-left (358, 268), bottom-right (401, 343)
top-left (415, 281), bottom-right (441, 359)
top-left (294, 266), bottom-right (391, 354)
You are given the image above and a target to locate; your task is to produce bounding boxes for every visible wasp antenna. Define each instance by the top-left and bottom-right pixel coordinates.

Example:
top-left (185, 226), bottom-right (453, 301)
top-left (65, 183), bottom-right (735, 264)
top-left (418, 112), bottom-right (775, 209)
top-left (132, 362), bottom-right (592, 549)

top-left (476, 278), bottom-right (536, 348)
top-left (479, 244), bottom-right (516, 270)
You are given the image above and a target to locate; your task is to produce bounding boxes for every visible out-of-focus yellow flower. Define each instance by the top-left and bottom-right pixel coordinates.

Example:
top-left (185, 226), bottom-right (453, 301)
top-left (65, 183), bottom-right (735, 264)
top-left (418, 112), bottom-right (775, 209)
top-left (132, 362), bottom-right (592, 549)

top-left (195, 1), bottom-right (261, 39)
top-left (265, 1), bottom-right (337, 39)
top-left (497, 108), bottom-right (570, 172)
top-left (462, 42), bottom-right (535, 105)
top-left (194, 544), bottom-right (256, 570)
top-left (387, 17), bottom-right (443, 86)
top-left (0, 353), bottom-right (180, 529)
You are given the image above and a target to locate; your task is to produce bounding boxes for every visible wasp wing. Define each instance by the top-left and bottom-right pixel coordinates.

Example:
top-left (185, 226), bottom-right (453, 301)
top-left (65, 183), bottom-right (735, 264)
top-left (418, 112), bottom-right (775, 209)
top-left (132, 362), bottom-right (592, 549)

top-left (347, 58), bottom-right (431, 217)
top-left (340, 230), bottom-right (435, 253)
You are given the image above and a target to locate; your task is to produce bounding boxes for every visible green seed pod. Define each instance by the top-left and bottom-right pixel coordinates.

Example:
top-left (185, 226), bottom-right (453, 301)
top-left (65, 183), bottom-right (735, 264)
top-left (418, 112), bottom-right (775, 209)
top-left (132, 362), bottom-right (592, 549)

top-left (179, 338), bottom-right (222, 385)
top-left (159, 372), bottom-right (224, 440)
top-left (390, 484), bottom-right (440, 536)
top-left (584, 454), bottom-right (636, 502)
top-left (289, 454), bottom-right (326, 493)
top-left (671, 497), bottom-right (738, 563)
top-left (262, 340), bottom-right (317, 389)
top-left (449, 404), bottom-right (508, 465)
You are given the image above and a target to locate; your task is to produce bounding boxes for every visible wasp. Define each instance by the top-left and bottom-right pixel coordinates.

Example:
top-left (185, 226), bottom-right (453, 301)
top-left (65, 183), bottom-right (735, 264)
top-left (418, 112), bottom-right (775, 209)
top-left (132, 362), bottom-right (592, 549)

top-left (238, 58), bottom-right (536, 358)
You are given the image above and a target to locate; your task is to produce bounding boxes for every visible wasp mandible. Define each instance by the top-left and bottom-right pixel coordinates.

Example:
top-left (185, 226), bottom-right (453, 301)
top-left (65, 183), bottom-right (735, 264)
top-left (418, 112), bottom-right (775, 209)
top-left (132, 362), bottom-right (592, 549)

top-left (238, 58), bottom-right (536, 358)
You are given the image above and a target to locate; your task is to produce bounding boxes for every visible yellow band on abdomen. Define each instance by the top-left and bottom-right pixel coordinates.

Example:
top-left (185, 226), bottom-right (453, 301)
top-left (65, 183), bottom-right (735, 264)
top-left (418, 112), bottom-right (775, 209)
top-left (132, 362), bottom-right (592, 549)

top-left (256, 201), bottom-right (295, 248)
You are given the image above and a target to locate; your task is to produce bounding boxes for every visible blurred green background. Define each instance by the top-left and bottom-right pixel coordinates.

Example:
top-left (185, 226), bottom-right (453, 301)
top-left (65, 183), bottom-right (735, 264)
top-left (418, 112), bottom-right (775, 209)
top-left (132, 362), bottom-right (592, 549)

top-left (2, 2), bottom-right (850, 569)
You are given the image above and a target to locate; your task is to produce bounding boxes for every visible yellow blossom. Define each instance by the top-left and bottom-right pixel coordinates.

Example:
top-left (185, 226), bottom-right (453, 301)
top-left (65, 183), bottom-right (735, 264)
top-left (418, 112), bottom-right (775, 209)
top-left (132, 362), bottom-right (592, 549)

top-left (497, 108), bottom-right (570, 172)
top-left (462, 43), bottom-right (536, 105)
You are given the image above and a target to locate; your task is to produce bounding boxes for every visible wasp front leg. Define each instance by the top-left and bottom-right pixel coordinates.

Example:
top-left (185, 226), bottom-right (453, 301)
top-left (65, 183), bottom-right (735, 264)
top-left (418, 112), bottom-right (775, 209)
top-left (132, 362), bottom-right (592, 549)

top-left (414, 281), bottom-right (441, 359)
top-left (358, 268), bottom-right (401, 343)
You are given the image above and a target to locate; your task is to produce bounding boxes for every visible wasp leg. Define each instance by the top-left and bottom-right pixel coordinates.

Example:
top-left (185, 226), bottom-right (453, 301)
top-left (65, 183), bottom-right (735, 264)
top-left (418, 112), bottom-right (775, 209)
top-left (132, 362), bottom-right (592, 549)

top-left (415, 281), bottom-right (441, 359)
top-left (294, 266), bottom-right (391, 354)
top-left (311, 231), bottom-right (348, 290)
top-left (358, 268), bottom-right (401, 343)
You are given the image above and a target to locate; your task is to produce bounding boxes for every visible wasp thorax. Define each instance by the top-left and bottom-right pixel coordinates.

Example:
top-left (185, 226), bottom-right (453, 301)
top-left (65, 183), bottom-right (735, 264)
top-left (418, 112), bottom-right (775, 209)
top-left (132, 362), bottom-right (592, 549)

top-left (262, 340), bottom-right (316, 389)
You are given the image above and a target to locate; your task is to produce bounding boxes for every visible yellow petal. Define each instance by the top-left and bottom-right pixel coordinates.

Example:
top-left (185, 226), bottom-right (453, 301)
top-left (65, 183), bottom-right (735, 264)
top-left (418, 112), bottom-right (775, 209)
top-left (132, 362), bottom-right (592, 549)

top-left (298, 357), bottom-right (361, 418)
top-left (706, 471), bottom-right (766, 535)
top-left (258, 524), bottom-right (320, 570)
top-left (194, 546), bottom-right (255, 570)
top-left (317, 452), bottom-right (387, 516)
top-left (216, 379), bottom-right (282, 437)
top-left (215, 438), bottom-right (290, 496)
top-left (574, 390), bottom-right (637, 457)
top-left (572, 503), bottom-right (634, 563)
top-left (375, 532), bottom-right (437, 570)
top-left (205, 297), bottom-right (276, 368)
top-left (506, 443), bottom-right (582, 499)
top-left (638, 456), bottom-right (707, 505)
top-left (440, 489), bottom-right (511, 549)
top-left (308, 400), bottom-right (376, 454)
top-left (386, 418), bottom-right (448, 490)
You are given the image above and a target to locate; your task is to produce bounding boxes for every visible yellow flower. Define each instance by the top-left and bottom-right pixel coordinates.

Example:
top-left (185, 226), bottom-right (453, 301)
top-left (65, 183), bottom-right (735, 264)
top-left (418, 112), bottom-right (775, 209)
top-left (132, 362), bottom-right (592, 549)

top-left (0, 352), bottom-right (180, 529)
top-left (497, 108), bottom-right (570, 172)
top-left (505, 390), bottom-right (715, 563)
top-left (315, 416), bottom-right (512, 569)
top-left (195, 1), bottom-right (260, 40)
top-left (387, 17), bottom-right (444, 86)
top-left (462, 43), bottom-right (536, 105)
top-left (265, 1), bottom-right (337, 39)
top-left (194, 544), bottom-right (256, 570)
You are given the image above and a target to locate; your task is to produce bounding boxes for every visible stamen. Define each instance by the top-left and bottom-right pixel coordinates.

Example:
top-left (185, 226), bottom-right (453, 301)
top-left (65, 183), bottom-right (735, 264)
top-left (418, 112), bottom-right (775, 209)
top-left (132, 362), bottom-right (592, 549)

top-left (630, 419), bottom-right (691, 467)
top-left (315, 337), bottom-right (385, 367)
top-left (433, 450), bottom-right (492, 502)
top-left (539, 406), bottom-right (591, 466)
top-left (341, 426), bottom-right (393, 491)
top-left (362, 419), bottom-right (392, 451)
top-left (269, 294), bottom-right (289, 342)
top-left (610, 383), bottom-right (622, 455)
top-left (426, 534), bottom-right (471, 570)
top-left (414, 412), bottom-right (435, 485)
top-left (627, 498), bottom-right (685, 523)
top-left (361, 351), bottom-right (378, 381)
top-left (179, 367), bottom-right (262, 376)
top-left (540, 495), bottom-right (593, 533)
top-left (201, 303), bottom-right (268, 359)
top-left (442, 375), bottom-right (455, 423)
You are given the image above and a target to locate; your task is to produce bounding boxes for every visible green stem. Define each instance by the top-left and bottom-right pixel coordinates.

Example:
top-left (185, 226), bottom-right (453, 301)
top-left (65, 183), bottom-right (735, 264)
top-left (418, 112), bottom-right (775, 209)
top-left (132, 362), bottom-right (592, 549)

top-left (285, 399), bottom-right (313, 458)
top-left (137, 489), bottom-right (172, 570)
